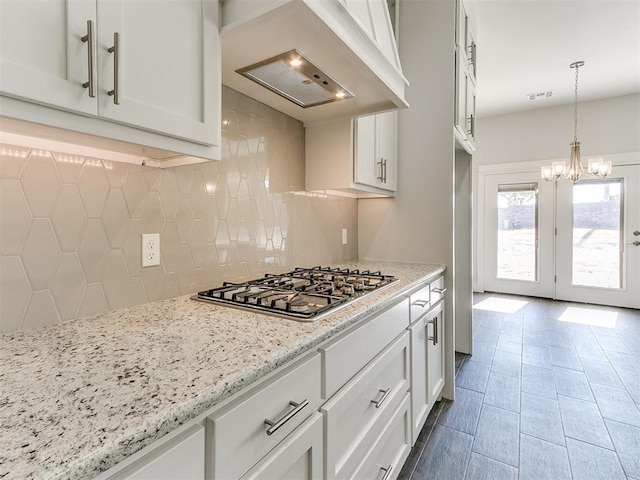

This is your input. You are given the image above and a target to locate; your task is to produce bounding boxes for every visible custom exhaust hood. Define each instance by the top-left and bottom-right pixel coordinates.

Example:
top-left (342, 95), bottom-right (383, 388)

top-left (221, 0), bottom-right (409, 125)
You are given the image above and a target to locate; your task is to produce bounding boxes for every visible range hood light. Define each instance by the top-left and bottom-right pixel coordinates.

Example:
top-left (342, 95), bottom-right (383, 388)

top-left (237, 50), bottom-right (354, 109)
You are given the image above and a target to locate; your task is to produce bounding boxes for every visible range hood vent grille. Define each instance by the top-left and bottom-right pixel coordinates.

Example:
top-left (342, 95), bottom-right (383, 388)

top-left (236, 50), bottom-right (354, 108)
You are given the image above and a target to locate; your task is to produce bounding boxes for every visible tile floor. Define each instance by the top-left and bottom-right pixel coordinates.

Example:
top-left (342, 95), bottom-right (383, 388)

top-left (399, 293), bottom-right (640, 480)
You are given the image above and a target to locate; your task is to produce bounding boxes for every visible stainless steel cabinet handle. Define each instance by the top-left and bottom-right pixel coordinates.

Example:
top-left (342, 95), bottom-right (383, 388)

top-left (633, 231), bottom-right (640, 237)
top-left (383, 158), bottom-right (387, 183)
top-left (264, 399), bottom-right (308, 436)
top-left (631, 240), bottom-right (640, 247)
top-left (428, 316), bottom-right (438, 346)
top-left (81, 20), bottom-right (95, 98)
top-left (432, 287), bottom-right (447, 295)
top-left (380, 465), bottom-right (393, 480)
top-left (377, 158), bottom-right (384, 181)
top-left (371, 388), bottom-right (391, 409)
top-left (412, 299), bottom-right (429, 308)
top-left (467, 114), bottom-right (474, 137)
top-left (107, 32), bottom-right (120, 105)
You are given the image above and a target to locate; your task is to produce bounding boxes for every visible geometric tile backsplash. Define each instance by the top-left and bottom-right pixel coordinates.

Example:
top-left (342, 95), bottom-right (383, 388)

top-left (0, 86), bottom-right (358, 332)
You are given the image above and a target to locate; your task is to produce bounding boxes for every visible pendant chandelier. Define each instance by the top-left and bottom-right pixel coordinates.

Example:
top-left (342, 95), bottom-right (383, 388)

top-left (541, 61), bottom-right (612, 183)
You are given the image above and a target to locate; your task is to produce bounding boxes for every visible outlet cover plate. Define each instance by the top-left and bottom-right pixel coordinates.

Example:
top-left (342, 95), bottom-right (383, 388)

top-left (142, 233), bottom-right (160, 267)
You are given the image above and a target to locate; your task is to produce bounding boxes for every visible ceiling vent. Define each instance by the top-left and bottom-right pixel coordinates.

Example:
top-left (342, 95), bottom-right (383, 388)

top-left (237, 50), bottom-right (354, 108)
top-left (527, 91), bottom-right (554, 101)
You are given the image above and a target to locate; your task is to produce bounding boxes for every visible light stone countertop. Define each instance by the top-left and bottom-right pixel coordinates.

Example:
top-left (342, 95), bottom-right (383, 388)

top-left (0, 261), bottom-right (445, 480)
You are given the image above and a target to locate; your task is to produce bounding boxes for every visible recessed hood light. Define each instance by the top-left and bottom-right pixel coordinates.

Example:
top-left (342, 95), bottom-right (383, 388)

top-left (236, 50), bottom-right (354, 109)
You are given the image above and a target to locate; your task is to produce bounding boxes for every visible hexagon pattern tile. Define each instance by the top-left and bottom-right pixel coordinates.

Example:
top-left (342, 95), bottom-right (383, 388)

top-left (0, 86), bottom-right (358, 332)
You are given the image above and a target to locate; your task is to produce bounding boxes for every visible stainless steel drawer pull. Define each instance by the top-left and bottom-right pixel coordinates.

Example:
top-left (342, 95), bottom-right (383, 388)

top-left (107, 32), bottom-right (120, 105)
top-left (371, 388), bottom-right (392, 409)
top-left (428, 316), bottom-right (438, 345)
top-left (380, 465), bottom-right (393, 480)
top-left (431, 287), bottom-right (447, 295)
top-left (377, 158), bottom-right (384, 181)
top-left (264, 399), bottom-right (308, 436)
top-left (81, 20), bottom-right (95, 98)
top-left (412, 299), bottom-right (429, 308)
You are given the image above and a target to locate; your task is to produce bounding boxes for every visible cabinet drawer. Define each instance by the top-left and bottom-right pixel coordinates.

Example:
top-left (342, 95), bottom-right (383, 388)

top-left (207, 353), bottom-right (322, 480)
top-left (350, 394), bottom-right (411, 480)
top-left (409, 275), bottom-right (445, 322)
top-left (106, 425), bottom-right (205, 480)
top-left (322, 332), bottom-right (410, 479)
top-left (321, 298), bottom-right (409, 398)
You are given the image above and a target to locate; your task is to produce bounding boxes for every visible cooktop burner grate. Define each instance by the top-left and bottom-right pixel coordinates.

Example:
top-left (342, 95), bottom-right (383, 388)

top-left (193, 266), bottom-right (397, 321)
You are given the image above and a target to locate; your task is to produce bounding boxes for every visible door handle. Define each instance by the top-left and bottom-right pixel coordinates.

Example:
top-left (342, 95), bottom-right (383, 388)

top-left (107, 32), bottom-right (120, 105)
top-left (81, 20), bottom-right (96, 98)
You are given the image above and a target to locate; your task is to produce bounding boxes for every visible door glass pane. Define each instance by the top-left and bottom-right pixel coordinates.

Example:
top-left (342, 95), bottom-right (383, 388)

top-left (496, 183), bottom-right (538, 281)
top-left (572, 180), bottom-right (623, 288)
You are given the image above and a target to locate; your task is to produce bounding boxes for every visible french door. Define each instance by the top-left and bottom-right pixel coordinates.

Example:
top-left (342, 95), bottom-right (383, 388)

top-left (483, 164), bottom-right (640, 309)
top-left (555, 165), bottom-right (640, 308)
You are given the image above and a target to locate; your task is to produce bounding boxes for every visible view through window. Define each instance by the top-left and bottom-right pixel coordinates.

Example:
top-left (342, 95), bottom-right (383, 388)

top-left (496, 183), bottom-right (538, 281)
top-left (571, 180), bottom-right (623, 289)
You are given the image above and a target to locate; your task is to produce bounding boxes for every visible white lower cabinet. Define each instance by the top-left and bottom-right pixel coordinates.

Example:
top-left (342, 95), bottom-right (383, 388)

top-left (105, 425), bottom-right (205, 480)
top-left (322, 332), bottom-right (410, 479)
top-left (207, 353), bottom-right (322, 480)
top-left (240, 412), bottom-right (323, 480)
top-left (409, 298), bottom-right (445, 443)
top-left (350, 395), bottom-right (411, 480)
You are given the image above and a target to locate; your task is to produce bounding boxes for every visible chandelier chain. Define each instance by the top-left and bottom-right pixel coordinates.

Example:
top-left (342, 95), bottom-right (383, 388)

top-left (573, 63), bottom-right (579, 143)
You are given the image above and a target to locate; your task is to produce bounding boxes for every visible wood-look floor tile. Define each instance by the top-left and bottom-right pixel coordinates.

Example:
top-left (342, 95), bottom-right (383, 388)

top-left (521, 364), bottom-right (557, 399)
top-left (558, 394), bottom-right (613, 449)
top-left (522, 344), bottom-right (552, 369)
top-left (581, 358), bottom-right (625, 389)
top-left (519, 434), bottom-right (571, 480)
top-left (520, 392), bottom-right (565, 446)
top-left (472, 404), bottom-right (520, 467)
top-left (491, 350), bottom-right (522, 378)
top-left (566, 437), bottom-right (626, 480)
top-left (413, 424), bottom-right (473, 480)
top-left (456, 360), bottom-right (491, 393)
top-left (605, 419), bottom-right (640, 478)
top-left (591, 384), bottom-right (640, 428)
top-left (552, 366), bottom-right (594, 402)
top-left (549, 345), bottom-right (583, 371)
top-left (438, 387), bottom-right (483, 435)
top-left (484, 372), bottom-right (520, 413)
top-left (465, 452), bottom-right (518, 480)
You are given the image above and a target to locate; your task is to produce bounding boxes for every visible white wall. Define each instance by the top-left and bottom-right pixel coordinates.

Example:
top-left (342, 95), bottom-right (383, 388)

top-left (475, 93), bottom-right (640, 166)
top-left (358, 0), bottom-right (458, 398)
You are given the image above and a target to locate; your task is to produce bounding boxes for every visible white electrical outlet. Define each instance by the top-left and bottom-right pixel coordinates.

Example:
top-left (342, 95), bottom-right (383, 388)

top-left (142, 233), bottom-right (160, 267)
top-left (342, 228), bottom-right (348, 245)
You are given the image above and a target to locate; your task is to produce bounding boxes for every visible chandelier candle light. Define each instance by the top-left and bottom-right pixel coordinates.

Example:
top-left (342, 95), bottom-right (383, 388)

top-left (541, 61), bottom-right (612, 182)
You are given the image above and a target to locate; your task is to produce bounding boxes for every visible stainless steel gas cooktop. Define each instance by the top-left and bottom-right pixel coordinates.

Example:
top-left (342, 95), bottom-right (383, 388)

top-left (192, 266), bottom-right (397, 321)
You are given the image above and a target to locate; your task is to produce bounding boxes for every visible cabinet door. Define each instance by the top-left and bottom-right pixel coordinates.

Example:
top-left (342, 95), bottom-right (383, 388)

top-left (427, 302), bottom-right (445, 406)
top-left (96, 0), bottom-right (219, 145)
top-left (409, 316), bottom-right (429, 444)
top-left (241, 412), bottom-right (324, 480)
top-left (0, 0), bottom-right (97, 115)
top-left (454, 53), bottom-right (468, 141)
top-left (376, 110), bottom-right (397, 190)
top-left (354, 113), bottom-right (379, 188)
top-left (465, 77), bottom-right (476, 147)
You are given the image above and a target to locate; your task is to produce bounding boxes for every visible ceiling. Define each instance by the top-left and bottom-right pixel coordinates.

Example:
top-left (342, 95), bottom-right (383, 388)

top-left (466, 0), bottom-right (640, 118)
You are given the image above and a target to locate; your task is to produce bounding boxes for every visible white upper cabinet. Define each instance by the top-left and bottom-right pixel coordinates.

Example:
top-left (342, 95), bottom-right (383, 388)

top-left (0, 0), bottom-right (97, 115)
top-left (454, 0), bottom-right (477, 153)
top-left (96, 0), bottom-right (218, 145)
top-left (305, 110), bottom-right (397, 198)
top-left (0, 0), bottom-right (220, 164)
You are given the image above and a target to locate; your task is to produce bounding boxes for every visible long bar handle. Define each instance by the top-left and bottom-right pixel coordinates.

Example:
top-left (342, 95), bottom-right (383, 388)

top-left (377, 158), bottom-right (384, 182)
top-left (428, 316), bottom-right (438, 346)
top-left (383, 158), bottom-right (387, 183)
top-left (467, 114), bottom-right (474, 137)
top-left (371, 388), bottom-right (391, 409)
top-left (107, 32), bottom-right (120, 105)
top-left (380, 465), bottom-right (393, 480)
top-left (264, 399), bottom-right (308, 436)
top-left (81, 20), bottom-right (95, 98)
